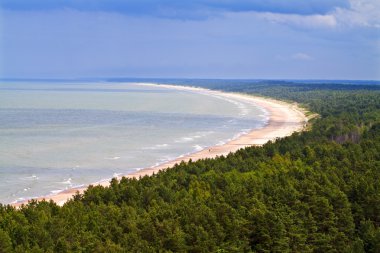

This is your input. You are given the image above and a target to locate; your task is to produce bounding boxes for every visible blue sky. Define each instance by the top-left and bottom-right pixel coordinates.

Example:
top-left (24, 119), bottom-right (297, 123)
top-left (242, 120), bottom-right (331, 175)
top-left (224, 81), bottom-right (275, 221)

top-left (0, 0), bottom-right (379, 79)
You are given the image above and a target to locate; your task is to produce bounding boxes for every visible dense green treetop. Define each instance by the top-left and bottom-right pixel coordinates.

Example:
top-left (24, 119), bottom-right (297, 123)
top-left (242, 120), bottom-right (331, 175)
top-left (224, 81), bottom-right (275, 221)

top-left (0, 81), bottom-right (379, 252)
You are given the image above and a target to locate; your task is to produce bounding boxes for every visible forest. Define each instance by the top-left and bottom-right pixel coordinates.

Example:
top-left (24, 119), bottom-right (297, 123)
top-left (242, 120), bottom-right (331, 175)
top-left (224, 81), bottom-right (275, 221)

top-left (0, 81), bottom-right (379, 252)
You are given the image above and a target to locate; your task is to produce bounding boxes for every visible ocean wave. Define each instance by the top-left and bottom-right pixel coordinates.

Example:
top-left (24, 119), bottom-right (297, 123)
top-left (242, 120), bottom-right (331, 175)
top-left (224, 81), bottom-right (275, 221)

top-left (113, 172), bottom-right (122, 178)
top-left (50, 189), bottom-right (64, 195)
top-left (15, 197), bottom-right (25, 202)
top-left (158, 156), bottom-right (174, 163)
top-left (241, 128), bottom-right (251, 134)
top-left (216, 140), bottom-right (226, 146)
top-left (193, 145), bottom-right (204, 152)
top-left (105, 156), bottom-right (121, 160)
top-left (60, 178), bottom-right (72, 185)
top-left (175, 137), bottom-right (194, 143)
top-left (4, 84), bottom-right (271, 205)
top-left (21, 174), bottom-right (39, 181)
top-left (143, 143), bottom-right (169, 150)
top-left (175, 131), bottom-right (214, 143)
top-left (209, 94), bottom-right (251, 117)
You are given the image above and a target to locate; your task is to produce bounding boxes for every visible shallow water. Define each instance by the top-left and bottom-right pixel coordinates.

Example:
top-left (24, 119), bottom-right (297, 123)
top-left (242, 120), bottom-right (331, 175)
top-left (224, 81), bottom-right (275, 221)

top-left (0, 82), bottom-right (267, 204)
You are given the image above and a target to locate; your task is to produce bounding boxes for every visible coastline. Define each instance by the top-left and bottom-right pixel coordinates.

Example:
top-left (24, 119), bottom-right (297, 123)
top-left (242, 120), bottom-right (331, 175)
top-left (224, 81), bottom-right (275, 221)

top-left (12, 84), bottom-right (308, 207)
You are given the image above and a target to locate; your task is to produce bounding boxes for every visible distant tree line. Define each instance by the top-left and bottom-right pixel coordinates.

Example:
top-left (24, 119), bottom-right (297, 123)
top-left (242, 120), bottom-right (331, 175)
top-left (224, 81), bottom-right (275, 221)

top-left (0, 81), bottom-right (379, 252)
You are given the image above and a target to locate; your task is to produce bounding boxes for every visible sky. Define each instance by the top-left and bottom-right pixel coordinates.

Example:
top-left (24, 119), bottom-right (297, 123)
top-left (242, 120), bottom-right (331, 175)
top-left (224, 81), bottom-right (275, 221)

top-left (0, 0), bottom-right (379, 80)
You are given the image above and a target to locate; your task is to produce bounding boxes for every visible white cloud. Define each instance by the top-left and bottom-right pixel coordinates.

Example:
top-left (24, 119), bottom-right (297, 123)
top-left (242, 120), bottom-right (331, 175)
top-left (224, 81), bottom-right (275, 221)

top-left (249, 0), bottom-right (379, 30)
top-left (333, 0), bottom-right (380, 28)
top-left (255, 12), bottom-right (337, 28)
top-left (292, 53), bottom-right (313, 61)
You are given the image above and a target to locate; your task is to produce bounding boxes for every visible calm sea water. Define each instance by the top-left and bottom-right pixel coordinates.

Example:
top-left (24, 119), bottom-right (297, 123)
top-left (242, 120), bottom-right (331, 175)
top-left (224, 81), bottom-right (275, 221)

top-left (0, 82), bottom-right (267, 204)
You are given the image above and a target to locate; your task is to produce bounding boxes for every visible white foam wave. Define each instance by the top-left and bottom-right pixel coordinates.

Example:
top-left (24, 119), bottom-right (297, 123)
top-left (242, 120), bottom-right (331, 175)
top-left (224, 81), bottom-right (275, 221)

top-left (208, 94), bottom-right (251, 117)
top-left (105, 156), bottom-right (121, 160)
top-left (143, 143), bottom-right (169, 150)
top-left (50, 189), bottom-right (64, 195)
top-left (113, 173), bottom-right (122, 178)
top-left (216, 140), bottom-right (226, 146)
top-left (61, 178), bottom-right (72, 185)
top-left (240, 128), bottom-right (251, 135)
top-left (158, 156), bottom-right (173, 163)
top-left (193, 145), bottom-right (203, 152)
top-left (22, 174), bottom-right (39, 181)
top-left (175, 137), bottom-right (194, 143)
top-left (175, 132), bottom-right (214, 143)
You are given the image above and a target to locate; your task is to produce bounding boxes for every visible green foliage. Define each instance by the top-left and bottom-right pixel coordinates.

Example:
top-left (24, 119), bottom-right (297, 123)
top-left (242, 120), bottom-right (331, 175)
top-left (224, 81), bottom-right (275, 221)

top-left (0, 82), bottom-right (379, 252)
top-left (0, 229), bottom-right (12, 253)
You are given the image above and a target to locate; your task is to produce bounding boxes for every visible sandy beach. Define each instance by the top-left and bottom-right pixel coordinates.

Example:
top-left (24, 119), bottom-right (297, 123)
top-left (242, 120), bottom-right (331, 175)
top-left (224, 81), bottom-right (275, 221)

top-left (13, 84), bottom-right (308, 207)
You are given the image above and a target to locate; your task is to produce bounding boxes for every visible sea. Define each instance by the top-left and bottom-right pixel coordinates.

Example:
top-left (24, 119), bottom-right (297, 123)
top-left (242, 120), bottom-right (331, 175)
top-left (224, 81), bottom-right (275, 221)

top-left (0, 81), bottom-right (267, 204)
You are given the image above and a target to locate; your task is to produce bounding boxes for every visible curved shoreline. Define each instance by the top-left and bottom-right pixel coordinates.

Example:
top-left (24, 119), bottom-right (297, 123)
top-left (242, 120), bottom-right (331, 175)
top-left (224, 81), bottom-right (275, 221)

top-left (12, 84), bottom-right (308, 207)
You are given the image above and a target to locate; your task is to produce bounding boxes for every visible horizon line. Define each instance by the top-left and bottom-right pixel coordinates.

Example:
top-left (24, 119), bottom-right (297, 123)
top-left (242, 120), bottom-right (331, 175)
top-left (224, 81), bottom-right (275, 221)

top-left (1, 77), bottom-right (380, 83)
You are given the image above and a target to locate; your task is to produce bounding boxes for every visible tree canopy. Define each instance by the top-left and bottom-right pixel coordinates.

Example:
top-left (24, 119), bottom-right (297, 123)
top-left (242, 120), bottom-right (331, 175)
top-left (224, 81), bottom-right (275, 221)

top-left (1, 81), bottom-right (379, 252)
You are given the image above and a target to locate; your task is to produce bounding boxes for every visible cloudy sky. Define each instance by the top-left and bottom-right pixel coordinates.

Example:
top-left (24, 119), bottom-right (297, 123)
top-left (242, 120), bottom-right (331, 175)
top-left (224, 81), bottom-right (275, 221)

top-left (0, 0), bottom-right (379, 79)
